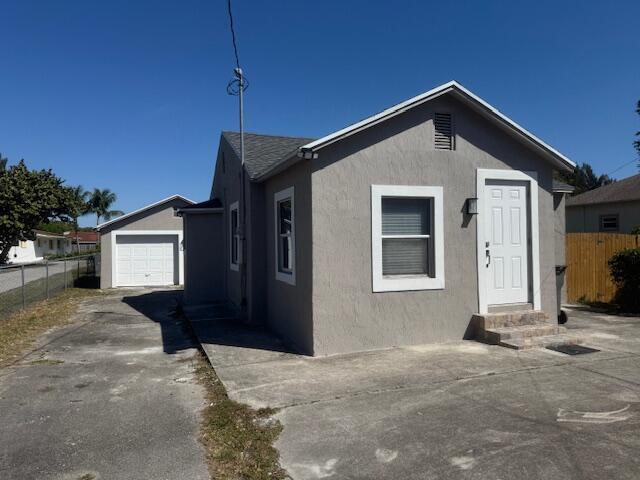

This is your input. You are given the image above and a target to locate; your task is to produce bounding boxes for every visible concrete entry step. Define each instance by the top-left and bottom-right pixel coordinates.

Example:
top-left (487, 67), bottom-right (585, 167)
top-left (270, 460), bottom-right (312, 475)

top-left (473, 310), bottom-right (583, 351)
top-left (472, 310), bottom-right (550, 330)
top-left (483, 324), bottom-right (567, 344)
top-left (499, 333), bottom-right (585, 350)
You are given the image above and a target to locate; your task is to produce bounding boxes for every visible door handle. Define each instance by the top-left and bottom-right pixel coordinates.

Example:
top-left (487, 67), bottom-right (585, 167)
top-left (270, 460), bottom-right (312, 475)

top-left (485, 241), bottom-right (490, 266)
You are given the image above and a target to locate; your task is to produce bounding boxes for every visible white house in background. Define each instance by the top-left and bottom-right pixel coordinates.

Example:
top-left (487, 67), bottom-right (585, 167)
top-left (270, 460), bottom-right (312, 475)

top-left (6, 230), bottom-right (72, 264)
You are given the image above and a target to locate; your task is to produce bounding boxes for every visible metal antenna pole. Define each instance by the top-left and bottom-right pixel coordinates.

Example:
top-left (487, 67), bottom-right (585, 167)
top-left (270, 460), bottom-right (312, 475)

top-left (235, 67), bottom-right (248, 313)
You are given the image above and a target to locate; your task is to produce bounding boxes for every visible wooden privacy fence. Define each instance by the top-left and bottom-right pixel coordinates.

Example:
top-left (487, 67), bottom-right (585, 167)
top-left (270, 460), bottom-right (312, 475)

top-left (566, 233), bottom-right (639, 303)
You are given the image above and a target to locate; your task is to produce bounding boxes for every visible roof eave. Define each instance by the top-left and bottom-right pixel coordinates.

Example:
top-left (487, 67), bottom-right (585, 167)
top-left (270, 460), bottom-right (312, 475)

top-left (96, 194), bottom-right (195, 231)
top-left (177, 207), bottom-right (224, 216)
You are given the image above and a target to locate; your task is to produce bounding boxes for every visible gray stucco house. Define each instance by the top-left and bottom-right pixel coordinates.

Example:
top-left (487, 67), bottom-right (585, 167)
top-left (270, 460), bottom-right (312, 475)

top-left (566, 174), bottom-right (640, 233)
top-left (181, 81), bottom-right (577, 355)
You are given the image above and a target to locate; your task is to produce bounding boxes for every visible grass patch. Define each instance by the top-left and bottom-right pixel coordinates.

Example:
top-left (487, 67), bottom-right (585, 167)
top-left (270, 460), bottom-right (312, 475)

top-left (0, 288), bottom-right (103, 368)
top-left (193, 352), bottom-right (288, 480)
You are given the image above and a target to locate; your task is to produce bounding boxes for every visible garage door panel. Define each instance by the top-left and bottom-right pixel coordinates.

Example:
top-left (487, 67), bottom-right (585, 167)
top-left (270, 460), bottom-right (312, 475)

top-left (148, 259), bottom-right (164, 271)
top-left (117, 259), bottom-right (132, 273)
top-left (133, 246), bottom-right (148, 257)
top-left (115, 234), bottom-right (178, 287)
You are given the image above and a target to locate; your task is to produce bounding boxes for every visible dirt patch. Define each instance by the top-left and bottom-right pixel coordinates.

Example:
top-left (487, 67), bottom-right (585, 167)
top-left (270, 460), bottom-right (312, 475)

top-left (27, 358), bottom-right (65, 365)
top-left (192, 352), bottom-right (288, 480)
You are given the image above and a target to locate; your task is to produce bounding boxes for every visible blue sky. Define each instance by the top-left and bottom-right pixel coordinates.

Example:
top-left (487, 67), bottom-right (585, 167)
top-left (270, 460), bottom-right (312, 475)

top-left (2, 0), bottom-right (639, 226)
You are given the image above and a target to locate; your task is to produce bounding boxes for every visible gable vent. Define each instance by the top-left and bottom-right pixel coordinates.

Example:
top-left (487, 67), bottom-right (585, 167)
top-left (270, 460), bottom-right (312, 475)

top-left (434, 113), bottom-right (454, 150)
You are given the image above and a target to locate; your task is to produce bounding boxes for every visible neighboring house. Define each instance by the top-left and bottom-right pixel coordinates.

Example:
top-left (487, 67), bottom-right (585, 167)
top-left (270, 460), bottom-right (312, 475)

top-left (69, 230), bottom-right (100, 253)
top-left (566, 174), bottom-right (640, 233)
top-left (6, 230), bottom-right (72, 264)
top-left (96, 195), bottom-right (194, 289)
top-left (181, 81), bottom-right (576, 356)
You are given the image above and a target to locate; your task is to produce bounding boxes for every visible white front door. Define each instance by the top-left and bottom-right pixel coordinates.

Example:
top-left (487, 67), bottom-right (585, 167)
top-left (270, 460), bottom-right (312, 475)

top-left (484, 181), bottom-right (529, 305)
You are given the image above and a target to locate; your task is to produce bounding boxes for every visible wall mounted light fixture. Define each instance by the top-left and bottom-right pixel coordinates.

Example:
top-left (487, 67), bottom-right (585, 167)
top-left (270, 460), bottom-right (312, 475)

top-left (466, 197), bottom-right (478, 215)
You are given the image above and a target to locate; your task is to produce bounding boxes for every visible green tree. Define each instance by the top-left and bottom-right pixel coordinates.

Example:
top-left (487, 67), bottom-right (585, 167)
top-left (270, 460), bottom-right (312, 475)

top-left (37, 220), bottom-right (75, 234)
top-left (0, 160), bottom-right (74, 264)
top-left (67, 185), bottom-right (90, 252)
top-left (556, 162), bottom-right (614, 195)
top-left (88, 188), bottom-right (124, 226)
top-left (0, 153), bottom-right (7, 172)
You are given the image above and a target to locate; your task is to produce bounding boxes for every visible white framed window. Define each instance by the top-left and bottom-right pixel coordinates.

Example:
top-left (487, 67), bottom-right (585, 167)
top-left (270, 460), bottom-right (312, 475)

top-left (274, 187), bottom-right (295, 285)
top-left (599, 214), bottom-right (619, 232)
top-left (371, 185), bottom-right (444, 292)
top-left (229, 201), bottom-right (240, 271)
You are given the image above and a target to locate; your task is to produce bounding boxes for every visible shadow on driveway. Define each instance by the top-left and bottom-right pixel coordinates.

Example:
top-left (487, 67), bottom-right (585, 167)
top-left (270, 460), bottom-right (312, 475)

top-left (122, 289), bottom-right (196, 355)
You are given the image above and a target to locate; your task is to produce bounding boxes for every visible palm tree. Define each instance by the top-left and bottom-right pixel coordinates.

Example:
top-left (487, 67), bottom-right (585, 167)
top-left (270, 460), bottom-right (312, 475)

top-left (88, 188), bottom-right (124, 226)
top-left (69, 185), bottom-right (90, 253)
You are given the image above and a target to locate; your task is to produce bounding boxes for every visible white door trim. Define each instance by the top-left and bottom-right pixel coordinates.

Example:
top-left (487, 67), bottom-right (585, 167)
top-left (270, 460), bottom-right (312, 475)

top-left (110, 230), bottom-right (184, 288)
top-left (476, 169), bottom-right (540, 314)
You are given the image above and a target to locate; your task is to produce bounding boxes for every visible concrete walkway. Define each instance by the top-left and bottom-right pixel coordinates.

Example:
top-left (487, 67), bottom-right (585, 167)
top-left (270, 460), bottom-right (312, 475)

top-left (0, 289), bottom-right (209, 480)
top-left (191, 308), bottom-right (640, 480)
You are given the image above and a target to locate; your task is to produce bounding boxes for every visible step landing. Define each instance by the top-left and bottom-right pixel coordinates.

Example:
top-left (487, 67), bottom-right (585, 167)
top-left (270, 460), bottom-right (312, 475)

top-left (473, 310), bottom-right (583, 351)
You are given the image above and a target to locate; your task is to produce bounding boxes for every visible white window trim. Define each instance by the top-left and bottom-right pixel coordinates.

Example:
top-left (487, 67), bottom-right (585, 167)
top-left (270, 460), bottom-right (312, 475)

top-left (476, 169), bottom-right (540, 314)
top-left (229, 201), bottom-right (240, 271)
top-left (274, 186), bottom-right (296, 286)
top-left (371, 185), bottom-right (445, 292)
top-left (109, 230), bottom-right (184, 288)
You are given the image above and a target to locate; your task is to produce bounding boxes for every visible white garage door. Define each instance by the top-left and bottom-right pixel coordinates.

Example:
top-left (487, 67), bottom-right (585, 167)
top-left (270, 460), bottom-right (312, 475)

top-left (115, 235), bottom-right (177, 286)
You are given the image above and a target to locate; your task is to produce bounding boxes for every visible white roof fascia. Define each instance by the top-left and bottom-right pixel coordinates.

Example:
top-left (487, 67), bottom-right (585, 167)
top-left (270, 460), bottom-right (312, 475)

top-left (96, 194), bottom-right (195, 231)
top-left (299, 81), bottom-right (575, 170)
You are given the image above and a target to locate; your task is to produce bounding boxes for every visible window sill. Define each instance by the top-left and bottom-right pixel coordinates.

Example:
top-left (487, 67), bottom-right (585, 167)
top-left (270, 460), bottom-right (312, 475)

top-left (276, 270), bottom-right (296, 286)
top-left (373, 274), bottom-right (444, 293)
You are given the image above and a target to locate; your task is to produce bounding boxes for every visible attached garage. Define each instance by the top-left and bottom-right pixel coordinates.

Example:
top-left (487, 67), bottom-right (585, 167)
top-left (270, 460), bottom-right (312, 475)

top-left (97, 195), bottom-right (194, 289)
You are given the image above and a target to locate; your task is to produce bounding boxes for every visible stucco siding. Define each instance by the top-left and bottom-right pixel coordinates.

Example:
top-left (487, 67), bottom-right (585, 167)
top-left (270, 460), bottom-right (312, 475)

top-left (211, 140), bottom-right (243, 309)
top-left (183, 213), bottom-right (226, 305)
top-left (554, 193), bottom-right (567, 304)
top-left (310, 95), bottom-right (558, 355)
top-left (99, 198), bottom-right (190, 288)
top-left (263, 161), bottom-right (314, 354)
top-left (566, 200), bottom-right (640, 233)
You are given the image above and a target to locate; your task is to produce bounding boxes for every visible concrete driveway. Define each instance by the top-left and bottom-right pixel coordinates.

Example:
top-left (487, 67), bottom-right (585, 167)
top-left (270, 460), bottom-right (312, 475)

top-left (0, 289), bottom-right (209, 480)
top-left (193, 308), bottom-right (640, 479)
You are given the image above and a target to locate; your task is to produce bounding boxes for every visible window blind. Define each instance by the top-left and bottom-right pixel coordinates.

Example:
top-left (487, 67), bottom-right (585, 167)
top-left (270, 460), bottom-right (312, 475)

top-left (382, 198), bottom-right (430, 235)
top-left (381, 197), bottom-right (432, 276)
top-left (382, 238), bottom-right (428, 275)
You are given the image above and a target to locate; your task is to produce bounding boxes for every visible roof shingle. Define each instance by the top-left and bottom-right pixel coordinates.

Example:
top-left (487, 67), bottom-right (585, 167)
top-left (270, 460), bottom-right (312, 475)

top-left (222, 131), bottom-right (315, 180)
top-left (566, 174), bottom-right (640, 207)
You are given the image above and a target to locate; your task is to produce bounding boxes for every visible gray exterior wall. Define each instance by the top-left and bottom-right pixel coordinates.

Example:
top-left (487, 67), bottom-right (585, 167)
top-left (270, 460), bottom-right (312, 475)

top-left (566, 201), bottom-right (640, 233)
top-left (309, 95), bottom-right (559, 355)
top-left (554, 193), bottom-right (567, 304)
top-left (183, 213), bottom-right (226, 305)
top-left (99, 197), bottom-right (191, 289)
top-left (263, 161), bottom-right (314, 353)
top-left (210, 137), bottom-right (267, 323)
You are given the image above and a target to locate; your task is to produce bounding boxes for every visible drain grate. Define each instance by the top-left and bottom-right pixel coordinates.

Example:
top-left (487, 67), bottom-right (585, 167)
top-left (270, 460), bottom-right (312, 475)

top-left (547, 344), bottom-right (600, 355)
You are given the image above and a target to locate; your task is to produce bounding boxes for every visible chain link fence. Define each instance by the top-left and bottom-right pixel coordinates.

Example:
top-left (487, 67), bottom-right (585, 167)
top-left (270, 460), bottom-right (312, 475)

top-left (0, 254), bottom-right (100, 319)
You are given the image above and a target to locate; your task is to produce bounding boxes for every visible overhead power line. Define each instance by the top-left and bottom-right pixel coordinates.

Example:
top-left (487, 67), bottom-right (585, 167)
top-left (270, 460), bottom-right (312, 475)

top-left (227, 0), bottom-right (240, 70)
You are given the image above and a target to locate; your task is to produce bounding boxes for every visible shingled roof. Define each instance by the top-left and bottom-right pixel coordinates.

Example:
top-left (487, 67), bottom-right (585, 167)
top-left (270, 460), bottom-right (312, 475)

top-left (566, 174), bottom-right (640, 207)
top-left (222, 131), bottom-right (316, 180)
